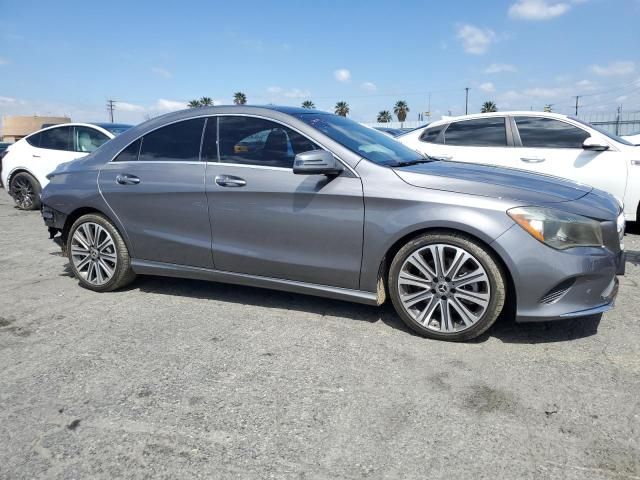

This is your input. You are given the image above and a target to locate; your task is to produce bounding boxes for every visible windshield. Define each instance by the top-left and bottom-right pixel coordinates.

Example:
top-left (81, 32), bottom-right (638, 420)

top-left (101, 124), bottom-right (133, 136)
top-left (295, 113), bottom-right (424, 166)
top-left (570, 116), bottom-right (634, 146)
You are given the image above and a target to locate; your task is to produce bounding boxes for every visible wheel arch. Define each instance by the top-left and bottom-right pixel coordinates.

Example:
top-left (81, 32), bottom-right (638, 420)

top-left (7, 168), bottom-right (41, 189)
top-left (61, 207), bottom-right (123, 253)
top-left (376, 226), bottom-right (516, 314)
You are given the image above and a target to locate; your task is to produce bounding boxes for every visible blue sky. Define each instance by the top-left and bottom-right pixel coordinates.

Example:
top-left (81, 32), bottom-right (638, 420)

top-left (0, 0), bottom-right (639, 124)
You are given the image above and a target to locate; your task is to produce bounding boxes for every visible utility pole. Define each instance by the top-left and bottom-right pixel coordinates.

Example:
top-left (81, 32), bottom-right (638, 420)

top-left (615, 105), bottom-right (622, 135)
top-left (573, 96), bottom-right (580, 116)
top-left (427, 92), bottom-right (431, 121)
top-left (107, 99), bottom-right (116, 123)
top-left (464, 87), bottom-right (470, 115)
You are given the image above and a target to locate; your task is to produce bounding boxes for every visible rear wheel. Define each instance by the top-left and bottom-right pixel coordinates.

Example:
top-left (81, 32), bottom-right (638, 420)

top-left (10, 172), bottom-right (41, 210)
top-left (389, 232), bottom-right (506, 342)
top-left (68, 213), bottom-right (136, 292)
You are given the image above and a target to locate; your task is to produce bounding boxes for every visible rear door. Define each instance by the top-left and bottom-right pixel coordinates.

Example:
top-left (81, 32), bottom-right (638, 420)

top-left (98, 118), bottom-right (213, 268)
top-left (511, 116), bottom-right (627, 200)
top-left (204, 115), bottom-right (365, 289)
top-left (435, 117), bottom-right (515, 167)
top-left (29, 126), bottom-right (81, 183)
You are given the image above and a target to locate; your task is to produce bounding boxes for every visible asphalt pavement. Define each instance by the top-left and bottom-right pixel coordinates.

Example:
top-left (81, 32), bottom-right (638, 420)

top-left (0, 194), bottom-right (638, 479)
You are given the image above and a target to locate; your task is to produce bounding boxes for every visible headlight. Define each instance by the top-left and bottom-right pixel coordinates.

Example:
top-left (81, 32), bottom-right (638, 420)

top-left (507, 207), bottom-right (603, 250)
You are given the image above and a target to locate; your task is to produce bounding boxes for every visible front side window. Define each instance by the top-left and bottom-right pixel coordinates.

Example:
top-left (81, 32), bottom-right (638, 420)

top-left (443, 118), bottom-right (507, 147)
top-left (515, 117), bottom-right (590, 148)
top-left (113, 138), bottom-right (141, 162)
top-left (216, 116), bottom-right (320, 168)
top-left (39, 126), bottom-right (73, 151)
top-left (419, 125), bottom-right (444, 144)
top-left (138, 118), bottom-right (205, 162)
top-left (74, 127), bottom-right (109, 153)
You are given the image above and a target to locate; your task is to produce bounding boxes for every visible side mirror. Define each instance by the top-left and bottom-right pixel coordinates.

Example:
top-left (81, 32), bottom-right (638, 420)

top-left (583, 136), bottom-right (609, 152)
top-left (293, 150), bottom-right (343, 175)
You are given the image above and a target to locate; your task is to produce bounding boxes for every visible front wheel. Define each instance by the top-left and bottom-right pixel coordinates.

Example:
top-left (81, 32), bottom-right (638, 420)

top-left (67, 213), bottom-right (136, 292)
top-left (389, 232), bottom-right (506, 342)
top-left (10, 172), bottom-right (41, 210)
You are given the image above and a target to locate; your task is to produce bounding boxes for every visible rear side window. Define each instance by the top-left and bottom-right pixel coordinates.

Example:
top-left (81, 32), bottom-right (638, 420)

top-left (443, 118), bottom-right (507, 147)
top-left (26, 132), bottom-right (42, 147)
top-left (39, 126), bottom-right (73, 151)
top-left (515, 117), bottom-right (590, 148)
top-left (113, 139), bottom-right (141, 162)
top-left (419, 125), bottom-right (444, 144)
top-left (138, 118), bottom-right (205, 162)
top-left (215, 116), bottom-right (320, 168)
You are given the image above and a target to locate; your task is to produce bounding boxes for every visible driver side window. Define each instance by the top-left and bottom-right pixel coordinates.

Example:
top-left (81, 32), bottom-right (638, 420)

top-left (211, 116), bottom-right (320, 169)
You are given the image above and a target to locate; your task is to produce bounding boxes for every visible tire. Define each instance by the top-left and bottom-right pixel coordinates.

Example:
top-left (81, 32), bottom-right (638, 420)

top-left (67, 213), bottom-right (136, 292)
top-left (389, 231), bottom-right (506, 342)
top-left (9, 172), bottom-right (41, 210)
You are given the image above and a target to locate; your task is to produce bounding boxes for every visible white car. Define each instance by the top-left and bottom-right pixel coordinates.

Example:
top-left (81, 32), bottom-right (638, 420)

top-left (1, 122), bottom-right (131, 210)
top-left (399, 112), bottom-right (640, 221)
top-left (622, 132), bottom-right (640, 146)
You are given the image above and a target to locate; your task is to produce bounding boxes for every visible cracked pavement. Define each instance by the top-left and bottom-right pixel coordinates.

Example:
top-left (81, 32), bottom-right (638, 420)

top-left (0, 194), bottom-right (639, 479)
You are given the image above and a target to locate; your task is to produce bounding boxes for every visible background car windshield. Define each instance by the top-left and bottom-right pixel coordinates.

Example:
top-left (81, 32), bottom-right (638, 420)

top-left (296, 113), bottom-right (423, 166)
top-left (101, 124), bottom-right (133, 136)
top-left (569, 117), bottom-right (634, 146)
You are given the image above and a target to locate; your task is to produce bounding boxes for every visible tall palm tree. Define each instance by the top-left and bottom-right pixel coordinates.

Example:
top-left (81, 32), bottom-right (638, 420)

top-left (481, 101), bottom-right (498, 113)
top-left (335, 101), bottom-right (349, 117)
top-left (233, 92), bottom-right (247, 105)
top-left (377, 110), bottom-right (392, 123)
top-left (188, 99), bottom-right (202, 108)
top-left (199, 97), bottom-right (213, 107)
top-left (393, 101), bottom-right (409, 125)
top-left (301, 100), bottom-right (315, 109)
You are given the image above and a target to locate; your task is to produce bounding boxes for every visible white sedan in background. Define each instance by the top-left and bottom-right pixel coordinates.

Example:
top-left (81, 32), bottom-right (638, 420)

top-left (399, 112), bottom-right (640, 221)
top-left (1, 123), bottom-right (131, 210)
top-left (623, 132), bottom-right (640, 145)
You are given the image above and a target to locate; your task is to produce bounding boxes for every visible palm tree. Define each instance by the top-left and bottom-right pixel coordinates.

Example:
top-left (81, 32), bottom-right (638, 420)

top-left (393, 100), bottom-right (409, 125)
top-left (188, 99), bottom-right (202, 108)
top-left (199, 97), bottom-right (213, 107)
top-left (335, 101), bottom-right (349, 117)
top-left (377, 110), bottom-right (393, 123)
top-left (302, 100), bottom-right (315, 109)
top-left (233, 92), bottom-right (247, 105)
top-left (481, 101), bottom-right (498, 113)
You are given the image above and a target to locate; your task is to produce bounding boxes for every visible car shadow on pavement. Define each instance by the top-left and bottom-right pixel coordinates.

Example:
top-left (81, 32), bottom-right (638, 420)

top-left (128, 274), bottom-right (602, 344)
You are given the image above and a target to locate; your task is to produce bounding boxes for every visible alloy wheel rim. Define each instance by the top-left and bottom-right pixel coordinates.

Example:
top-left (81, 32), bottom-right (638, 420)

top-left (70, 222), bottom-right (117, 286)
top-left (397, 243), bottom-right (491, 333)
top-left (11, 177), bottom-right (35, 209)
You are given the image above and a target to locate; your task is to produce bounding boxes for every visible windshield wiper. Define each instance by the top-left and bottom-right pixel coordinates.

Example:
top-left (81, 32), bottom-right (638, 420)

top-left (394, 158), bottom-right (436, 167)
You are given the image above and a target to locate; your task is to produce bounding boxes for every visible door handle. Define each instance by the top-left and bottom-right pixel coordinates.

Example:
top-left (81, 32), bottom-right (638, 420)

top-left (431, 155), bottom-right (452, 161)
top-left (520, 156), bottom-right (545, 163)
top-left (116, 174), bottom-right (141, 185)
top-left (215, 175), bottom-right (246, 187)
top-left (32, 154), bottom-right (41, 158)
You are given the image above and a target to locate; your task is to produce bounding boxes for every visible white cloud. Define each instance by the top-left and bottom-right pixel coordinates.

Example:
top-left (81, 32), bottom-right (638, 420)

top-left (334, 68), bottom-right (351, 82)
top-left (361, 82), bottom-right (377, 92)
top-left (155, 99), bottom-right (187, 111)
top-left (267, 86), bottom-right (283, 94)
top-left (591, 61), bottom-right (636, 76)
top-left (485, 63), bottom-right (517, 74)
top-left (283, 88), bottom-right (311, 99)
top-left (508, 0), bottom-right (571, 20)
top-left (576, 79), bottom-right (598, 90)
top-left (0, 96), bottom-right (21, 105)
top-left (117, 101), bottom-right (146, 112)
top-left (151, 66), bottom-right (172, 79)
top-left (523, 87), bottom-right (568, 98)
top-left (479, 82), bottom-right (496, 93)
top-left (616, 95), bottom-right (628, 103)
top-left (455, 24), bottom-right (496, 55)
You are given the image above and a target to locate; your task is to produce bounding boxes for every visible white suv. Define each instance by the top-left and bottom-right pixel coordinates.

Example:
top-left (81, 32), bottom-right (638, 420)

top-left (1, 123), bottom-right (131, 210)
top-left (399, 112), bottom-right (640, 221)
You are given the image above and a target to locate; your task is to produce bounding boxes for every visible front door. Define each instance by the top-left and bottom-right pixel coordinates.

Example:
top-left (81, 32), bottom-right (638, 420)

top-left (99, 118), bottom-right (213, 268)
top-left (203, 115), bottom-right (365, 290)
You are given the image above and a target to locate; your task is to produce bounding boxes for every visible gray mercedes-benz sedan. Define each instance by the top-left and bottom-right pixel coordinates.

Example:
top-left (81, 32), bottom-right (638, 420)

top-left (40, 106), bottom-right (625, 341)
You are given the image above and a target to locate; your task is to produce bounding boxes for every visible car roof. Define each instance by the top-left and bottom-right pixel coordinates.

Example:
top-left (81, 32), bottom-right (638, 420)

top-left (92, 122), bottom-right (134, 129)
top-left (426, 111), bottom-right (572, 127)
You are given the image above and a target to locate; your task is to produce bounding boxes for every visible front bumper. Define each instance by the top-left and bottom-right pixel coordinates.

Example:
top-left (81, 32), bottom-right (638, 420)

top-left (491, 224), bottom-right (623, 323)
top-left (41, 203), bottom-right (67, 239)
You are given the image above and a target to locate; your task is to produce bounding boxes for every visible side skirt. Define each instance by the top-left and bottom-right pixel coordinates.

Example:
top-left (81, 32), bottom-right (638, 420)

top-left (131, 259), bottom-right (380, 306)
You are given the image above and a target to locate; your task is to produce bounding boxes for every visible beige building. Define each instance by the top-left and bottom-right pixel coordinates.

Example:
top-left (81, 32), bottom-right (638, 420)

top-left (1, 115), bottom-right (71, 143)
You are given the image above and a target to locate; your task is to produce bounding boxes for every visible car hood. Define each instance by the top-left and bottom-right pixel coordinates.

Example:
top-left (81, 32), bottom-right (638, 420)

top-left (393, 160), bottom-right (592, 204)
